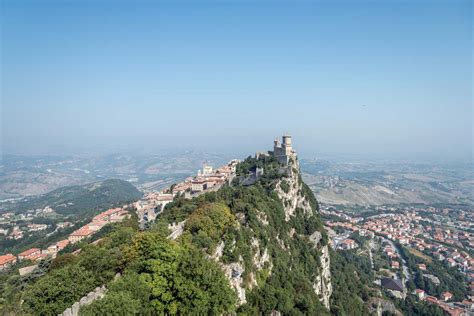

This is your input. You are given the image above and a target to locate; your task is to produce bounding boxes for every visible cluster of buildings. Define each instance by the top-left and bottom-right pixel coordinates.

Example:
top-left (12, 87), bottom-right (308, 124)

top-left (135, 160), bottom-right (238, 227)
top-left (0, 207), bottom-right (130, 272)
top-left (339, 238), bottom-right (357, 250)
top-left (0, 206), bottom-right (57, 240)
top-left (321, 204), bottom-right (474, 315)
top-left (360, 212), bottom-right (474, 275)
top-left (68, 207), bottom-right (129, 243)
top-left (414, 289), bottom-right (470, 316)
top-left (0, 237), bottom-right (71, 271)
top-left (183, 162), bottom-right (237, 195)
top-left (325, 206), bottom-right (473, 275)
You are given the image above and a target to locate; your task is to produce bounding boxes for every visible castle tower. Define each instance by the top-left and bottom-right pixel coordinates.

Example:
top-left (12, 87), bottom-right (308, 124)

top-left (282, 135), bottom-right (292, 155)
top-left (271, 134), bottom-right (296, 166)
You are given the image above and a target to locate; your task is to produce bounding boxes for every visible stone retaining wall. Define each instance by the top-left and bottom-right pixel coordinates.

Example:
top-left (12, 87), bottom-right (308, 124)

top-left (58, 285), bottom-right (106, 316)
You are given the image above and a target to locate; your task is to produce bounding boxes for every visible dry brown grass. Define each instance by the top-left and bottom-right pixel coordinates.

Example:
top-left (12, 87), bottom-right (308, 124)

top-left (408, 248), bottom-right (432, 263)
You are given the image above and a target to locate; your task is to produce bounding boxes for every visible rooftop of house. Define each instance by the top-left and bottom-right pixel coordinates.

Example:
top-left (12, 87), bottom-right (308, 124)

top-left (381, 278), bottom-right (404, 292)
top-left (70, 227), bottom-right (94, 237)
top-left (18, 248), bottom-right (40, 257)
top-left (0, 254), bottom-right (16, 265)
top-left (56, 239), bottom-right (70, 248)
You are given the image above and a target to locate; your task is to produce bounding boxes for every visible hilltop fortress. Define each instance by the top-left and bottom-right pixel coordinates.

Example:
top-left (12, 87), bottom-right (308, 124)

top-left (271, 135), bottom-right (297, 166)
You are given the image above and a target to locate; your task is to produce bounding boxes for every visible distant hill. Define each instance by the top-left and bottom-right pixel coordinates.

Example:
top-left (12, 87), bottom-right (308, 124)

top-left (301, 160), bottom-right (474, 206)
top-left (2, 179), bottom-right (143, 216)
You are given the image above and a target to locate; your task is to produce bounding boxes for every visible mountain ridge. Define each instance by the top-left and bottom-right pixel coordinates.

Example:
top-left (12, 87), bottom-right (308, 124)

top-left (0, 179), bottom-right (143, 217)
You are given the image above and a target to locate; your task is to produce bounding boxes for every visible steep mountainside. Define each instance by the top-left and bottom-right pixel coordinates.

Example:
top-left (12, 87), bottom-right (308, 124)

top-left (161, 155), bottom-right (332, 314)
top-left (1, 179), bottom-right (142, 216)
top-left (5, 155), bottom-right (381, 315)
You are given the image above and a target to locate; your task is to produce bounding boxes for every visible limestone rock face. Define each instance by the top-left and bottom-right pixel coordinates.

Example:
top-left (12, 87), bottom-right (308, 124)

top-left (275, 167), bottom-right (312, 221)
top-left (368, 297), bottom-right (403, 316)
top-left (252, 238), bottom-right (270, 270)
top-left (313, 245), bottom-right (333, 309)
top-left (275, 165), bottom-right (333, 310)
top-left (222, 259), bottom-right (246, 305)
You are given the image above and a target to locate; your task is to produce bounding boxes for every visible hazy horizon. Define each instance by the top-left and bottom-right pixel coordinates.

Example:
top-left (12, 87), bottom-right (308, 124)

top-left (1, 0), bottom-right (472, 163)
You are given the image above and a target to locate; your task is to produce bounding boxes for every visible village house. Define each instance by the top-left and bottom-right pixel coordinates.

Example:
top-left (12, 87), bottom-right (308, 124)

top-left (27, 253), bottom-right (48, 262)
top-left (414, 289), bottom-right (425, 300)
top-left (426, 296), bottom-right (439, 305)
top-left (18, 248), bottom-right (41, 261)
top-left (447, 258), bottom-right (456, 267)
top-left (441, 291), bottom-right (453, 302)
top-left (68, 226), bottom-right (94, 243)
top-left (391, 261), bottom-right (400, 269)
top-left (340, 239), bottom-right (357, 250)
top-left (9, 226), bottom-right (24, 240)
top-left (92, 208), bottom-right (123, 222)
top-left (47, 239), bottom-right (70, 254)
top-left (0, 254), bottom-right (17, 270)
top-left (191, 179), bottom-right (207, 192)
top-left (27, 224), bottom-right (48, 232)
top-left (88, 220), bottom-right (108, 232)
top-left (57, 222), bottom-right (72, 229)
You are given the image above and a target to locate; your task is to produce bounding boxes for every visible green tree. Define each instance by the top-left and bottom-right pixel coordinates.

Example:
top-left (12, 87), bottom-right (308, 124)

top-left (79, 292), bottom-right (142, 316)
top-left (22, 265), bottom-right (96, 315)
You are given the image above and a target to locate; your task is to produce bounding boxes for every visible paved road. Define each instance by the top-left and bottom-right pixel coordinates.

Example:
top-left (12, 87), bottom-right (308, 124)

top-left (368, 239), bottom-right (375, 269)
top-left (384, 238), bottom-right (411, 283)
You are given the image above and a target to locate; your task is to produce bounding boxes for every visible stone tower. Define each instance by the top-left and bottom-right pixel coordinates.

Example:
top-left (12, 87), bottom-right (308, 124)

top-left (272, 135), bottom-right (297, 166)
top-left (282, 135), bottom-right (292, 155)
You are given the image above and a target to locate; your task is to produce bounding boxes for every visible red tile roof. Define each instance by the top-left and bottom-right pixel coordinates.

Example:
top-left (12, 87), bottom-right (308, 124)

top-left (56, 239), bottom-right (70, 250)
top-left (0, 254), bottom-right (16, 266)
top-left (18, 248), bottom-right (40, 257)
top-left (28, 253), bottom-right (48, 262)
top-left (71, 227), bottom-right (94, 237)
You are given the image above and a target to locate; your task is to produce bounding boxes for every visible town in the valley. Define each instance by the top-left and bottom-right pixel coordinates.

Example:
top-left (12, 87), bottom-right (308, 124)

top-left (323, 203), bottom-right (474, 315)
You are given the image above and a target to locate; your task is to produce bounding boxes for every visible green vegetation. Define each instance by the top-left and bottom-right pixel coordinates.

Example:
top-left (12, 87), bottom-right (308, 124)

top-left (81, 231), bottom-right (236, 315)
top-left (23, 265), bottom-right (97, 315)
top-left (184, 202), bottom-right (236, 253)
top-left (0, 217), bottom-right (137, 315)
top-left (330, 249), bottom-right (373, 315)
top-left (397, 242), bottom-right (467, 300)
top-left (394, 296), bottom-right (445, 316)
top-left (280, 179), bottom-right (290, 193)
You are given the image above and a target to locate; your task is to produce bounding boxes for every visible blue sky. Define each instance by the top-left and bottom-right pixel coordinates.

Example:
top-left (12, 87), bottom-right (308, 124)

top-left (1, 0), bottom-right (472, 162)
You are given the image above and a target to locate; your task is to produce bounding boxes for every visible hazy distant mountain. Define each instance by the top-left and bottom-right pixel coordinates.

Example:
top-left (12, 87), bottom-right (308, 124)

top-left (301, 160), bottom-right (474, 206)
top-left (0, 179), bottom-right (143, 216)
top-left (0, 152), bottom-right (230, 199)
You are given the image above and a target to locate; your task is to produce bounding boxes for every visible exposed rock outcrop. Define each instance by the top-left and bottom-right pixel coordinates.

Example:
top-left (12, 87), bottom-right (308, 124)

top-left (313, 245), bottom-right (333, 309)
top-left (222, 258), bottom-right (246, 305)
top-left (275, 164), bottom-right (333, 310)
top-left (275, 167), bottom-right (312, 221)
top-left (368, 297), bottom-right (403, 316)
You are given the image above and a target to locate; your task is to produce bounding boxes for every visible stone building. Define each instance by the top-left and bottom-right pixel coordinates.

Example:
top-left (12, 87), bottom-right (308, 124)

top-left (271, 135), bottom-right (297, 166)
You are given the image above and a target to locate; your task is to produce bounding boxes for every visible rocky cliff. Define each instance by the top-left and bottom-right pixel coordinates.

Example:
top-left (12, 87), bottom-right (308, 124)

top-left (275, 162), bottom-right (332, 309)
top-left (152, 154), bottom-right (333, 314)
top-left (200, 155), bottom-right (333, 313)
